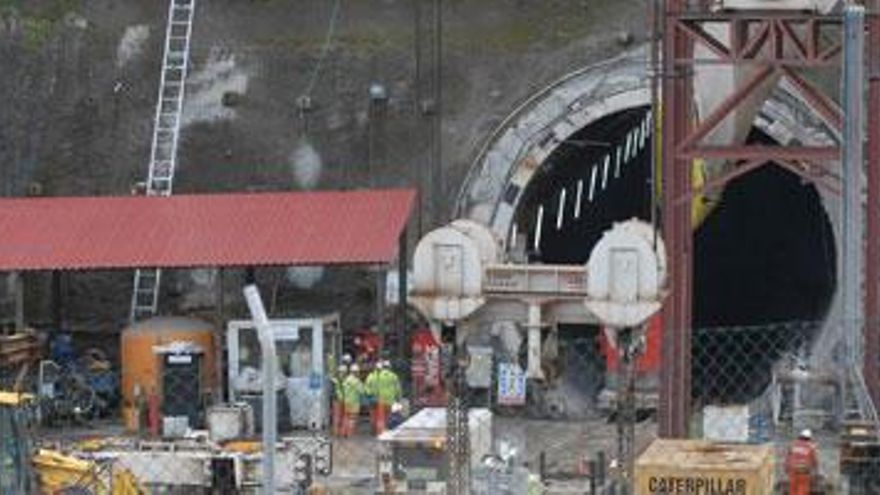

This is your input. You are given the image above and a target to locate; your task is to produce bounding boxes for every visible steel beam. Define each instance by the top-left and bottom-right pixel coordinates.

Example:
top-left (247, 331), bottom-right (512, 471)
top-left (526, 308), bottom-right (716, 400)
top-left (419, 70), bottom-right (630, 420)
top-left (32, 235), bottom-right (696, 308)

top-left (676, 159), bottom-right (766, 203)
top-left (676, 65), bottom-right (776, 152)
top-left (742, 21), bottom-right (772, 59)
top-left (681, 145), bottom-right (839, 161)
top-left (659, 0), bottom-right (693, 438)
top-left (398, 229), bottom-right (409, 367)
top-left (772, 160), bottom-right (841, 196)
top-left (779, 19), bottom-right (809, 59)
top-left (779, 66), bottom-right (844, 132)
top-left (678, 21), bottom-right (731, 58)
top-left (678, 11), bottom-right (841, 22)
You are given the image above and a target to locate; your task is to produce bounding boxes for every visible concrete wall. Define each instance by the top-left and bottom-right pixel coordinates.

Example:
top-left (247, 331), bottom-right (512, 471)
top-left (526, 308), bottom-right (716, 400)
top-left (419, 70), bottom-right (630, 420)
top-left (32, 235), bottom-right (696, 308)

top-left (0, 0), bottom-right (645, 330)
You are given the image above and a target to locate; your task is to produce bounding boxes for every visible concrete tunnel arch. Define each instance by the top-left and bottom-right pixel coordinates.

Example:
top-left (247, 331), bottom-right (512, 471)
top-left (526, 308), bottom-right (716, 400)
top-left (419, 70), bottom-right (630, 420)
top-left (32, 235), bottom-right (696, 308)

top-left (454, 47), bottom-right (842, 403)
top-left (456, 47), bottom-right (836, 253)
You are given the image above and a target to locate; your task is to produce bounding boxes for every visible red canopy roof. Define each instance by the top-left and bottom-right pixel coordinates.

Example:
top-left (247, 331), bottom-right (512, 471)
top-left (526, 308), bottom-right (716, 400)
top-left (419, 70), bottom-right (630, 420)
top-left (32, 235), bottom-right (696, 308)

top-left (0, 189), bottom-right (415, 271)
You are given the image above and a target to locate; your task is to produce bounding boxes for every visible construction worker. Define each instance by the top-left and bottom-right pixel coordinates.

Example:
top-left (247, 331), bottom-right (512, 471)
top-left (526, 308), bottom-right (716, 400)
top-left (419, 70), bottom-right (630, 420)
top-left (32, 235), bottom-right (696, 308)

top-left (525, 463), bottom-right (542, 495)
top-left (341, 363), bottom-right (364, 437)
top-left (364, 361), bottom-right (383, 434)
top-left (785, 429), bottom-right (818, 495)
top-left (374, 359), bottom-right (401, 434)
top-left (331, 364), bottom-right (347, 436)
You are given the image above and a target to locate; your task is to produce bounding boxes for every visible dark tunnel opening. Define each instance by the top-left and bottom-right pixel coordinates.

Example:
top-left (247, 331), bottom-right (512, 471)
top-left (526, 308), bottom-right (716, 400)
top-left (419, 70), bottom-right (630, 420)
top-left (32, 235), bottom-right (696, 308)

top-left (515, 106), bottom-right (836, 403)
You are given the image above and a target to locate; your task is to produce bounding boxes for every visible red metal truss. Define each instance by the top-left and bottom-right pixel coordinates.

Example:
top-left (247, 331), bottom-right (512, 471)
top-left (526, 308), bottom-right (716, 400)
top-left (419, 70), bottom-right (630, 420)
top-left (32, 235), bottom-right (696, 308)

top-left (660, 0), bottom-right (694, 438)
top-left (779, 66), bottom-right (843, 131)
top-left (866, 2), bottom-right (880, 406)
top-left (656, 2), bottom-right (880, 437)
top-left (675, 13), bottom-right (843, 67)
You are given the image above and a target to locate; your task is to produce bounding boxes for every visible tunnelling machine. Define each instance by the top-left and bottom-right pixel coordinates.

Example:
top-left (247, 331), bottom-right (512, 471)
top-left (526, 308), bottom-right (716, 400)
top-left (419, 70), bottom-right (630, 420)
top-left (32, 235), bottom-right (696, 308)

top-left (409, 218), bottom-right (667, 416)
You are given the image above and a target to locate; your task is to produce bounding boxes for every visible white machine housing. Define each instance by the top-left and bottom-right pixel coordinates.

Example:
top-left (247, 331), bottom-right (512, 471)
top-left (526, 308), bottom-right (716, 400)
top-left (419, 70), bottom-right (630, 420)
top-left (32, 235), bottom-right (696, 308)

top-left (411, 219), bottom-right (503, 322)
top-left (585, 219), bottom-right (667, 328)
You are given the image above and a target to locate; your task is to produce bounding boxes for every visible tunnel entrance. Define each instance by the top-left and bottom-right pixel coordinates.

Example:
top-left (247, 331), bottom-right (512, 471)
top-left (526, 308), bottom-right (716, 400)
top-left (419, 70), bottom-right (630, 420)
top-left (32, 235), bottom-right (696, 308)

top-left (457, 55), bottom-right (840, 410)
top-left (515, 106), bottom-right (836, 330)
top-left (512, 106), bottom-right (836, 406)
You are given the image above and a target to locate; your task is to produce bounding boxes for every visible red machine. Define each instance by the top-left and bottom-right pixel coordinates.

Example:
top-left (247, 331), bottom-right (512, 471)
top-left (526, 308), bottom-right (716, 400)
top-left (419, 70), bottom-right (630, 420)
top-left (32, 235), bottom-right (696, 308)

top-left (350, 327), bottom-right (382, 365)
top-left (597, 314), bottom-right (662, 410)
top-left (599, 314), bottom-right (662, 375)
top-left (410, 328), bottom-right (445, 407)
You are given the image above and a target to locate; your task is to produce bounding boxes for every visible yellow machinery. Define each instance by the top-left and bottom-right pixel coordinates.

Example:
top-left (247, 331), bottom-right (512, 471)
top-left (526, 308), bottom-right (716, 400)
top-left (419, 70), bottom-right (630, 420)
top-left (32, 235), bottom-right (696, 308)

top-left (32, 448), bottom-right (142, 495)
top-left (0, 391), bottom-right (142, 494)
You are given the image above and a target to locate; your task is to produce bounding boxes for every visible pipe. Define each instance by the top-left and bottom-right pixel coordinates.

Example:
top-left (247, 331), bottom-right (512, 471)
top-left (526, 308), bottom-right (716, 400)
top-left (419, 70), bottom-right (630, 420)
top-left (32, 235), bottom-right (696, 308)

top-left (842, 4), bottom-right (867, 417)
top-left (243, 284), bottom-right (277, 495)
top-left (313, 318), bottom-right (324, 378)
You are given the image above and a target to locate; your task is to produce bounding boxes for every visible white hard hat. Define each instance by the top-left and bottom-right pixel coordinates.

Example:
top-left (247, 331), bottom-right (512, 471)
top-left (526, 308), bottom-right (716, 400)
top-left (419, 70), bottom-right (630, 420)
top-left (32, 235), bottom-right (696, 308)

top-left (799, 429), bottom-right (812, 440)
top-left (375, 361), bottom-right (385, 370)
top-left (383, 359), bottom-right (392, 368)
top-left (391, 402), bottom-right (403, 413)
top-left (350, 363), bottom-right (360, 373)
top-left (338, 364), bottom-right (348, 373)
top-left (342, 354), bottom-right (353, 364)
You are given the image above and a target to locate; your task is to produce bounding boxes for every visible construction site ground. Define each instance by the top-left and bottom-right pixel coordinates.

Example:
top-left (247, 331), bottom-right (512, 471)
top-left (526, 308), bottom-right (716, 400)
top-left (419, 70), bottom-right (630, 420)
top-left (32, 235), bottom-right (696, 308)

top-left (29, 414), bottom-right (850, 493)
top-left (31, 416), bottom-right (652, 491)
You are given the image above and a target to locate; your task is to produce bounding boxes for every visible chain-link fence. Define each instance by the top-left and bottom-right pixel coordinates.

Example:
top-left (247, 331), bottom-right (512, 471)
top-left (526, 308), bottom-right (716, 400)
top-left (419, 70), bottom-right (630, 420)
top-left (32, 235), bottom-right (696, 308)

top-left (614, 320), bottom-right (880, 495)
top-left (14, 318), bottom-right (880, 493)
top-left (429, 319), bottom-right (880, 494)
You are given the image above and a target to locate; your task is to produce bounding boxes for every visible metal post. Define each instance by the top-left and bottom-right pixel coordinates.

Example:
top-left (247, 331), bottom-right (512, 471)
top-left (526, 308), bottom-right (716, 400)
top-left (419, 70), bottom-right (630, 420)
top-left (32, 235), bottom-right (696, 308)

top-left (842, 5), bottom-right (866, 415)
top-left (589, 460), bottom-right (597, 494)
top-left (615, 328), bottom-right (638, 495)
top-left (864, 0), bottom-right (880, 408)
top-left (376, 267), bottom-right (386, 345)
top-left (398, 230), bottom-right (409, 367)
top-left (596, 450), bottom-right (606, 487)
top-left (52, 271), bottom-right (62, 330)
top-left (216, 268), bottom-right (226, 402)
top-left (659, 0), bottom-right (694, 438)
top-left (431, 0), bottom-right (443, 225)
top-left (539, 451), bottom-right (546, 482)
top-left (13, 271), bottom-right (23, 332)
top-left (445, 324), bottom-right (470, 495)
top-left (648, 0), bottom-right (661, 243)
top-left (244, 284), bottom-right (277, 495)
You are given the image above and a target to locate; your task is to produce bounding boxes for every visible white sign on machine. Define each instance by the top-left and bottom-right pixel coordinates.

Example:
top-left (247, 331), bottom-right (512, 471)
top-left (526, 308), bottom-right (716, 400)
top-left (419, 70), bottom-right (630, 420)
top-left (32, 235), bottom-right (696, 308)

top-left (497, 362), bottom-right (527, 406)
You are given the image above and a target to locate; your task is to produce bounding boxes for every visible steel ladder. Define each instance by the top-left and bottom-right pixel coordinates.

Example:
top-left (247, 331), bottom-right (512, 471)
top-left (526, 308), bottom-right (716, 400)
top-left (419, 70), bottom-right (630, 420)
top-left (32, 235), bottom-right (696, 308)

top-left (130, 0), bottom-right (197, 323)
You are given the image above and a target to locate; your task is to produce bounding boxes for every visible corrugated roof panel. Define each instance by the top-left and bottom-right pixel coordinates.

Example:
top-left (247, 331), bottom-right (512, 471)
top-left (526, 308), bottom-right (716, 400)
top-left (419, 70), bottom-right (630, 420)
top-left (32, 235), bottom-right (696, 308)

top-left (0, 189), bottom-right (416, 271)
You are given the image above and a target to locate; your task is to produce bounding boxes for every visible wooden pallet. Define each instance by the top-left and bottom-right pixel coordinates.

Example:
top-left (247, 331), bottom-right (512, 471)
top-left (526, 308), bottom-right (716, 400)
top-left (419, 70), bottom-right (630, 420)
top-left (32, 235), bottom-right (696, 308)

top-left (0, 332), bottom-right (43, 391)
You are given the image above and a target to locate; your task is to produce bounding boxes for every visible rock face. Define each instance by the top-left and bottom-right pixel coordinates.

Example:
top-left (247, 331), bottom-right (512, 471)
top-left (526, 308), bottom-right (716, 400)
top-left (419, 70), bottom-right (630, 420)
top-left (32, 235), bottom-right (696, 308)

top-left (0, 0), bottom-right (644, 330)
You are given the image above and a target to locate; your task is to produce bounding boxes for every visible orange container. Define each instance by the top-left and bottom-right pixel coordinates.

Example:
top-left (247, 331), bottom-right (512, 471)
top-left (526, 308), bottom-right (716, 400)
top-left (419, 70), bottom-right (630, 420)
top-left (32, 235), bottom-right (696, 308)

top-left (120, 317), bottom-right (217, 425)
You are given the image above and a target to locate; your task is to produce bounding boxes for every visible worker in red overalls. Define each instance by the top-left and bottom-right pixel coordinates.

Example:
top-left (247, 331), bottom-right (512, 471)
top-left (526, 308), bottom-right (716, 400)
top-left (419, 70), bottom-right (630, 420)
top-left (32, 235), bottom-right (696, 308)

top-left (785, 429), bottom-right (818, 495)
top-left (331, 364), bottom-right (347, 436)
